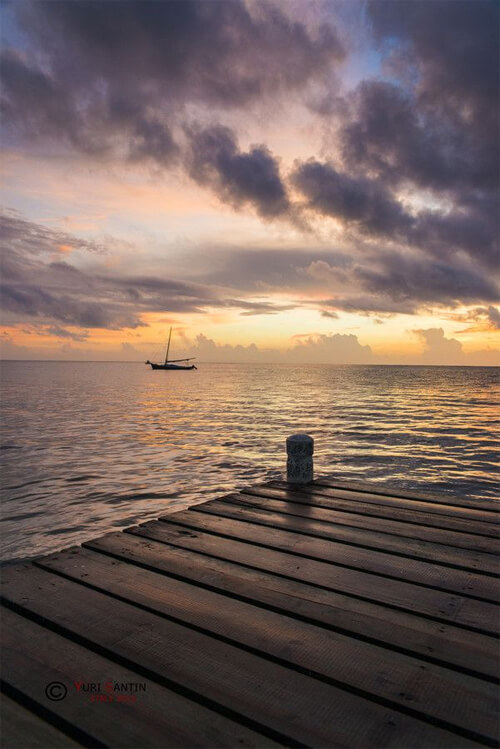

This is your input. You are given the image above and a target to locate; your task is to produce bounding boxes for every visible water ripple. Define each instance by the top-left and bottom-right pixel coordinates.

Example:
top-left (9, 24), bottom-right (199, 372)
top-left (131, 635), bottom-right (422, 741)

top-left (0, 361), bottom-right (498, 562)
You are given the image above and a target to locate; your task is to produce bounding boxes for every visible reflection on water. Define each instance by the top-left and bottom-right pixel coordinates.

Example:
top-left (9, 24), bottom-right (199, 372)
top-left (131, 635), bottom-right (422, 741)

top-left (0, 361), bottom-right (498, 561)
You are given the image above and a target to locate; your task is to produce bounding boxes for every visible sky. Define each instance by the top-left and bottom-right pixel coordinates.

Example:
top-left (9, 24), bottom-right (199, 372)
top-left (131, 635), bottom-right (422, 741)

top-left (0, 0), bottom-right (499, 364)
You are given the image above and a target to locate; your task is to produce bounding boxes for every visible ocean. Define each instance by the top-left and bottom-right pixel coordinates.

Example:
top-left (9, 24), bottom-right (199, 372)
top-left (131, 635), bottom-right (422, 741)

top-left (1, 360), bottom-right (498, 562)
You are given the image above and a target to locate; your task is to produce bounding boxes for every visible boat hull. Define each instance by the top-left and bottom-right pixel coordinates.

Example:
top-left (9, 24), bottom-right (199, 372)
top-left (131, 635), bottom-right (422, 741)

top-left (148, 363), bottom-right (197, 370)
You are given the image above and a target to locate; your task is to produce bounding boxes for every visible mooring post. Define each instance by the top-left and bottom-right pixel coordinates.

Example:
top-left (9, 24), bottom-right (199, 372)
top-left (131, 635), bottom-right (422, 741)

top-left (286, 433), bottom-right (314, 484)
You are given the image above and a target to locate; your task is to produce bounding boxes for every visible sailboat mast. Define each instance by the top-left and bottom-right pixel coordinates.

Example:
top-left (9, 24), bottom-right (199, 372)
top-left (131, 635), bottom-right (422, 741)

top-left (165, 327), bottom-right (172, 365)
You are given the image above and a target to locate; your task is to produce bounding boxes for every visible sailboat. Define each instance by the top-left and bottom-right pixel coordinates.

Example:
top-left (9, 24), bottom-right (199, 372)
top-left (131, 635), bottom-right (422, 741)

top-left (145, 327), bottom-right (197, 370)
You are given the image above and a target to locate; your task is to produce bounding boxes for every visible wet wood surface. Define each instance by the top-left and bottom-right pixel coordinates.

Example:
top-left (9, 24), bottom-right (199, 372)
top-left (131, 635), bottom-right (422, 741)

top-left (1, 478), bottom-right (498, 748)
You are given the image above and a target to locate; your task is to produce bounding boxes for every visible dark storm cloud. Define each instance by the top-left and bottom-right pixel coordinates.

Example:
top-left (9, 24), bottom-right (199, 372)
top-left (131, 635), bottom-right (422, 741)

top-left (186, 126), bottom-right (289, 218)
top-left (329, 1), bottom-right (499, 274)
top-left (292, 159), bottom-right (411, 236)
top-left (1, 1), bottom-right (343, 162)
top-left (299, 0), bottom-right (499, 287)
top-left (410, 207), bottom-right (499, 269)
top-left (339, 79), bottom-right (495, 193)
top-left (0, 50), bottom-right (82, 147)
top-left (346, 1), bottom-right (499, 192)
top-left (368, 0), bottom-right (498, 123)
top-left (292, 158), bottom-right (499, 269)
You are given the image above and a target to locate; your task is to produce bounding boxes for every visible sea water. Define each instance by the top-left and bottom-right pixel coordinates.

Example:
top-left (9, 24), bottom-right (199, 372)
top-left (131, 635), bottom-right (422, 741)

top-left (1, 361), bottom-right (498, 562)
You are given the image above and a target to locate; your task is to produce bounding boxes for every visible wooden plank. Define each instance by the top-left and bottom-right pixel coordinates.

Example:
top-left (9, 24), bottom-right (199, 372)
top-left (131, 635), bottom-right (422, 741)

top-left (132, 519), bottom-right (499, 635)
top-left (258, 485), bottom-right (500, 540)
top-left (37, 545), bottom-right (500, 726)
top-left (0, 694), bottom-right (82, 749)
top-left (238, 486), bottom-right (500, 554)
top-left (311, 478), bottom-right (500, 514)
top-left (269, 482), bottom-right (500, 526)
top-left (1, 608), bottom-right (276, 749)
top-left (130, 513), bottom-right (498, 636)
top-left (166, 509), bottom-right (500, 603)
top-left (201, 495), bottom-right (499, 576)
top-left (84, 532), bottom-right (499, 681)
top-left (2, 566), bottom-right (479, 749)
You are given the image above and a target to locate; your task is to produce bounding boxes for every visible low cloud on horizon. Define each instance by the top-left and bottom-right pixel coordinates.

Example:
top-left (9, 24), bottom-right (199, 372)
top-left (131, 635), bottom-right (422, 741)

top-left (2, 327), bottom-right (498, 367)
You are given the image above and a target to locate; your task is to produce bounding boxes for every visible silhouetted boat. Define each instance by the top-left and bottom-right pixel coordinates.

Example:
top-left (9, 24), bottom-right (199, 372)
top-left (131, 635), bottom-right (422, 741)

top-left (146, 328), bottom-right (197, 370)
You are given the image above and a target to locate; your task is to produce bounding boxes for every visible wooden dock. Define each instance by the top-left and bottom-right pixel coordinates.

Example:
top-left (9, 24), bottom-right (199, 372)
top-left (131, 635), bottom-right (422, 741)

top-left (1, 477), bottom-right (499, 748)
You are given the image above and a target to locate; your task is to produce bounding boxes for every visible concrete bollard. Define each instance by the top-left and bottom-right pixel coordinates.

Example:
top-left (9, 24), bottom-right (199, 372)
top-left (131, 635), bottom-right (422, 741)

top-left (286, 433), bottom-right (314, 484)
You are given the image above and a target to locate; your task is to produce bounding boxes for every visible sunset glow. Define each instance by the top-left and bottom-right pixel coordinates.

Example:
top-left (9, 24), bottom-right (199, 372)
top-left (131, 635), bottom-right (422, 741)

top-left (1, 1), bottom-right (498, 364)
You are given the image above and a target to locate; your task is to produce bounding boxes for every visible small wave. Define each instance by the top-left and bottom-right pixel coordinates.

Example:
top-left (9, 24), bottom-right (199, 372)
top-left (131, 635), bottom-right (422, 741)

top-left (65, 475), bottom-right (103, 483)
top-left (1, 511), bottom-right (43, 522)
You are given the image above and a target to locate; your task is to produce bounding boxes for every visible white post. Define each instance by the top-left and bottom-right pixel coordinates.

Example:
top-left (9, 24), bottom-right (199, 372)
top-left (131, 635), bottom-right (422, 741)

top-left (286, 434), bottom-right (314, 484)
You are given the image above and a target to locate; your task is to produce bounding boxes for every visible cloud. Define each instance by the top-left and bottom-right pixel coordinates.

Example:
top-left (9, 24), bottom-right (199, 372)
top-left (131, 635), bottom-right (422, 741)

top-left (368, 0), bottom-right (498, 168)
top-left (0, 209), bottom-right (104, 267)
top-left (175, 332), bottom-right (377, 364)
top-left (322, 2), bottom-right (499, 275)
top-left (320, 294), bottom-right (418, 317)
top-left (283, 332), bottom-right (375, 364)
top-left (0, 210), bottom-right (308, 329)
top-left (355, 252), bottom-right (499, 309)
top-left (292, 159), bottom-right (411, 236)
top-left (190, 246), bottom-right (352, 292)
top-left (292, 157), bottom-right (499, 270)
top-left (1, 1), bottom-right (343, 160)
top-left (413, 327), bottom-right (499, 366)
top-left (481, 306), bottom-right (500, 330)
top-left (168, 329), bottom-right (499, 365)
top-left (45, 326), bottom-right (89, 341)
top-left (344, 0), bottom-right (499, 195)
top-left (1, 1), bottom-right (498, 327)
top-left (186, 125), bottom-right (290, 218)
top-left (296, 247), bottom-right (499, 314)
top-left (340, 80), bottom-right (472, 191)
top-left (226, 299), bottom-right (296, 317)
top-left (451, 305), bottom-right (500, 334)
top-left (414, 328), bottom-right (462, 363)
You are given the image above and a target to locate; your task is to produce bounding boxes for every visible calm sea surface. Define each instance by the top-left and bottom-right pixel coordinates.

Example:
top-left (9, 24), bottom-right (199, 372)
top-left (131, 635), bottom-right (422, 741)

top-left (1, 361), bottom-right (498, 562)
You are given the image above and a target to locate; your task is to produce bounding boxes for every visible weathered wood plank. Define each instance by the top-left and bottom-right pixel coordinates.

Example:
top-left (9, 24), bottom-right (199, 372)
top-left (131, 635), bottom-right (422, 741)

top-left (84, 532), bottom-right (499, 680)
top-left (200, 495), bottom-right (499, 575)
top-left (2, 565), bottom-right (479, 749)
top-left (269, 482), bottom-right (500, 526)
top-left (257, 484), bottom-right (500, 540)
top-left (163, 509), bottom-right (500, 603)
top-left (1, 608), bottom-right (277, 749)
top-left (131, 520), bottom-right (498, 635)
top-left (36, 544), bottom-right (500, 732)
top-left (311, 478), bottom-right (500, 514)
top-left (237, 486), bottom-right (500, 553)
top-left (0, 694), bottom-right (83, 749)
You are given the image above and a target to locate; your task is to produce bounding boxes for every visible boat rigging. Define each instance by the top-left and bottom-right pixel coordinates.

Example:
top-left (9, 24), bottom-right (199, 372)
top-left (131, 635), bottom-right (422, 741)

top-left (145, 327), bottom-right (197, 370)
